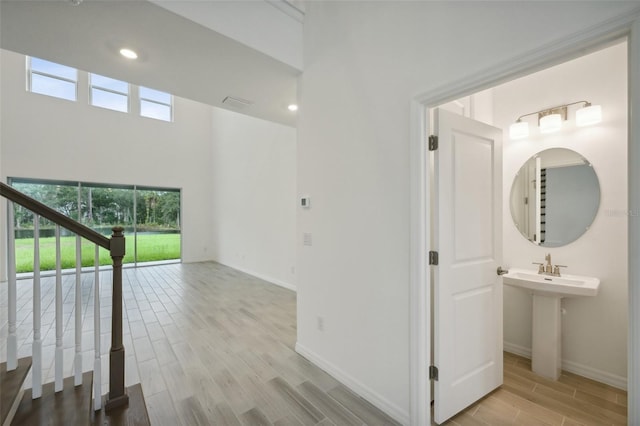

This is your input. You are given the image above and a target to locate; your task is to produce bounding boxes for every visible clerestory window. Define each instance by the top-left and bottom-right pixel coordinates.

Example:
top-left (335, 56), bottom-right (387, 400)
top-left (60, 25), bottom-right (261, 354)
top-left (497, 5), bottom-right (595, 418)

top-left (90, 73), bottom-right (129, 112)
top-left (140, 86), bottom-right (172, 122)
top-left (28, 57), bottom-right (78, 101)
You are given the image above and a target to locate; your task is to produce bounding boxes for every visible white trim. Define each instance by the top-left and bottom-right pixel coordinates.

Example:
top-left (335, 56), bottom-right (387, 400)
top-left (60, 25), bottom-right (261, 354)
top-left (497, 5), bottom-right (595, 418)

top-left (410, 8), bottom-right (640, 425)
top-left (503, 341), bottom-right (532, 359)
top-left (409, 100), bottom-right (429, 426)
top-left (563, 360), bottom-right (627, 391)
top-left (264, 0), bottom-right (304, 23)
top-left (628, 18), bottom-right (640, 424)
top-left (414, 10), bottom-right (637, 108)
top-left (295, 342), bottom-right (409, 426)
top-left (215, 261), bottom-right (297, 292)
top-left (504, 343), bottom-right (627, 391)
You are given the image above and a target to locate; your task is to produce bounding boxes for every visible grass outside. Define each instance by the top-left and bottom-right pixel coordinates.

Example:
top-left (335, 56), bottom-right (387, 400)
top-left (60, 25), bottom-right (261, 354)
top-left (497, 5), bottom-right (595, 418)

top-left (15, 233), bottom-right (180, 273)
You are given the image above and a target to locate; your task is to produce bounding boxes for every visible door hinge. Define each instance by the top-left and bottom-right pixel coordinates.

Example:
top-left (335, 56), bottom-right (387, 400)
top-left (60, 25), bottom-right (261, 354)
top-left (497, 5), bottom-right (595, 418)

top-left (428, 251), bottom-right (439, 266)
top-left (429, 365), bottom-right (439, 381)
top-left (428, 135), bottom-right (438, 151)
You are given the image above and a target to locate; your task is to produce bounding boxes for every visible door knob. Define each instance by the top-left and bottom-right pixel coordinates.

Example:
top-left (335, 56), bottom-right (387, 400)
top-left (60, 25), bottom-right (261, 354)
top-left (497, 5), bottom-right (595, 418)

top-left (497, 266), bottom-right (509, 276)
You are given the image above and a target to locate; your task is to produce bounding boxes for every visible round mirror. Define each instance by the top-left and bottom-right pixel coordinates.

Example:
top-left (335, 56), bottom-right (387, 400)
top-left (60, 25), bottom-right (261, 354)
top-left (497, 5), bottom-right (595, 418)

top-left (510, 148), bottom-right (600, 247)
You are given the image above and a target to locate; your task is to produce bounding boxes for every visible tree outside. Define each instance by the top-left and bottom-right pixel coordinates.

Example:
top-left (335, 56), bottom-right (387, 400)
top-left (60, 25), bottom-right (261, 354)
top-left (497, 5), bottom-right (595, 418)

top-left (11, 180), bottom-right (181, 272)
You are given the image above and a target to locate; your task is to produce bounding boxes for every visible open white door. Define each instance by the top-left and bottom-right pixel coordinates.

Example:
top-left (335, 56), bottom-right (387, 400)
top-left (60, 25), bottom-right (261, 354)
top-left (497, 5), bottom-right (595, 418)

top-left (432, 108), bottom-right (503, 424)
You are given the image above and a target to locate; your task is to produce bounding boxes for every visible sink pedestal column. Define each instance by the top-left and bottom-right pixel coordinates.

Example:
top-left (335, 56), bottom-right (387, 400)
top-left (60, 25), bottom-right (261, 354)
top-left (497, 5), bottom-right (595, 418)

top-left (531, 294), bottom-right (562, 380)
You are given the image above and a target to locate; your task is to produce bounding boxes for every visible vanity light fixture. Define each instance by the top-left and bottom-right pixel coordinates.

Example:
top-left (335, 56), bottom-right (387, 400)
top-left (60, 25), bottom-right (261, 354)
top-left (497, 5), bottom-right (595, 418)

top-left (509, 119), bottom-right (529, 140)
top-left (576, 103), bottom-right (602, 126)
top-left (509, 100), bottom-right (602, 140)
top-left (539, 113), bottom-right (563, 134)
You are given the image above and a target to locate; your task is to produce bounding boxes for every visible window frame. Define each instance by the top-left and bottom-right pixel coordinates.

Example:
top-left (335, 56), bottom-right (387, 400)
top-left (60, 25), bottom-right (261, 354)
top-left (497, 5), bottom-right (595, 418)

top-left (9, 177), bottom-right (182, 273)
top-left (89, 72), bottom-right (130, 113)
top-left (139, 86), bottom-right (173, 122)
top-left (27, 56), bottom-right (78, 101)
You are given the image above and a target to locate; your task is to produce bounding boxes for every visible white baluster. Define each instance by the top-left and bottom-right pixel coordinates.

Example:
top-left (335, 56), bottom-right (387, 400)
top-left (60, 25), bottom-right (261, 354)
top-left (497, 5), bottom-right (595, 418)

top-left (55, 225), bottom-right (63, 392)
top-left (32, 215), bottom-right (42, 399)
top-left (93, 245), bottom-right (102, 410)
top-left (75, 235), bottom-right (82, 386)
top-left (6, 201), bottom-right (17, 370)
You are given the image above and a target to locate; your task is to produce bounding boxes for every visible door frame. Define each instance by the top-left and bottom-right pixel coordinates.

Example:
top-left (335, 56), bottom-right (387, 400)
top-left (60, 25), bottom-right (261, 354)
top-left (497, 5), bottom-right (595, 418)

top-left (409, 11), bottom-right (640, 426)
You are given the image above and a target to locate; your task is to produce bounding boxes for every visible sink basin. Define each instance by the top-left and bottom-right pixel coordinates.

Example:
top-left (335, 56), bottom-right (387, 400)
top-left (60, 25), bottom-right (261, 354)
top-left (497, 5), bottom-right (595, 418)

top-left (502, 267), bottom-right (600, 381)
top-left (503, 268), bottom-right (599, 297)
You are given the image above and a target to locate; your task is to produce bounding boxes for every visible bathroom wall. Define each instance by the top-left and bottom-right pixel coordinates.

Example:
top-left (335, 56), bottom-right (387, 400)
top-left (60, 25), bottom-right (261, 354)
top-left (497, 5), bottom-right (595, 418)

top-left (494, 41), bottom-right (628, 387)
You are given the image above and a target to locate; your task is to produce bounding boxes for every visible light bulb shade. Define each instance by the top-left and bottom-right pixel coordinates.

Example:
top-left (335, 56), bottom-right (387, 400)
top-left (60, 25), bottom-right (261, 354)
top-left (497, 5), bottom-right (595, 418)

top-left (509, 121), bottom-right (529, 140)
top-left (539, 113), bottom-right (562, 134)
top-left (576, 104), bottom-right (602, 127)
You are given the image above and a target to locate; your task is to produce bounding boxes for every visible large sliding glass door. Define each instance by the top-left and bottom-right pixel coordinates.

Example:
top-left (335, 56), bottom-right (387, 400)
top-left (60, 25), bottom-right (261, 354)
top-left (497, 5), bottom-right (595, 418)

top-left (10, 178), bottom-right (181, 273)
top-left (135, 188), bottom-right (181, 266)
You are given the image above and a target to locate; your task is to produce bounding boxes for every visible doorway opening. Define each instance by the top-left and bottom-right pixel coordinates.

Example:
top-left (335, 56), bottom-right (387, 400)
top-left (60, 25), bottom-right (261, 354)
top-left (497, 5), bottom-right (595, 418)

top-left (410, 21), bottom-right (640, 425)
top-left (431, 38), bottom-right (627, 425)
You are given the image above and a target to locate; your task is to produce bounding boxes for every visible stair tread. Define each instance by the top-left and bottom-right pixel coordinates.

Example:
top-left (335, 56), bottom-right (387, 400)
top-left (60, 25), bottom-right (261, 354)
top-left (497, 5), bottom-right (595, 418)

top-left (91, 384), bottom-right (151, 426)
top-left (1, 357), bottom-right (32, 425)
top-left (12, 371), bottom-right (93, 426)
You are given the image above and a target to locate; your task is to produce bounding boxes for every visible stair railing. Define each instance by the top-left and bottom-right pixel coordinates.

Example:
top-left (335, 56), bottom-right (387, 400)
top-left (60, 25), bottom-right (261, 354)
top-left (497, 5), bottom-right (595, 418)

top-left (0, 182), bottom-right (128, 411)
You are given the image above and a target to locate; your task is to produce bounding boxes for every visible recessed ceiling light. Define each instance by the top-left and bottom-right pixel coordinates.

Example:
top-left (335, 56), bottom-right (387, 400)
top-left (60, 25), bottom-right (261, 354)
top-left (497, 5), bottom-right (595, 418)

top-left (288, 104), bottom-right (298, 112)
top-left (119, 48), bottom-right (138, 60)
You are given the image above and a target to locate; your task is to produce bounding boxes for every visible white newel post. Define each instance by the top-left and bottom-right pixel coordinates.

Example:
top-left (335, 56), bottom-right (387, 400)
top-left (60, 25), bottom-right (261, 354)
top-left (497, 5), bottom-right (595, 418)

top-left (55, 225), bottom-right (63, 392)
top-left (32, 215), bottom-right (42, 399)
top-left (6, 201), bottom-right (17, 370)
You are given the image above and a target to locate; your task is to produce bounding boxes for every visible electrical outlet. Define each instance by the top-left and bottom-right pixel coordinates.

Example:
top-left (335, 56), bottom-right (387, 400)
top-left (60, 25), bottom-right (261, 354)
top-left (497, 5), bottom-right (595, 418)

top-left (317, 316), bottom-right (324, 331)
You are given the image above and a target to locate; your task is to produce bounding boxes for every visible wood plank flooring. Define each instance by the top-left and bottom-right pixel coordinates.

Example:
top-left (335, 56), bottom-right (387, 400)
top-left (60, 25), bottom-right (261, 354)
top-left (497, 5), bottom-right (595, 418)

top-left (1, 357), bottom-right (32, 423)
top-left (0, 262), bottom-right (400, 425)
top-left (0, 262), bottom-right (628, 425)
top-left (13, 371), bottom-right (93, 425)
top-left (443, 352), bottom-right (628, 426)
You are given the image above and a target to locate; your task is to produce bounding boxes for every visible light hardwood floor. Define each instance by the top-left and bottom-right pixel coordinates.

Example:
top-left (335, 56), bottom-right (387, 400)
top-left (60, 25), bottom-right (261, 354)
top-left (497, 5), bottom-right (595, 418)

top-left (1, 262), bottom-right (400, 425)
top-left (442, 353), bottom-right (627, 426)
top-left (0, 262), bottom-right (627, 425)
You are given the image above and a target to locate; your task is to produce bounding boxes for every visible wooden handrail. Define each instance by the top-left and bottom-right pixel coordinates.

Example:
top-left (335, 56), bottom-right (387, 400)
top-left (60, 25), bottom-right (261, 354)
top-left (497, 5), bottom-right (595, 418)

top-left (2, 181), bottom-right (129, 411)
top-left (0, 182), bottom-right (109, 249)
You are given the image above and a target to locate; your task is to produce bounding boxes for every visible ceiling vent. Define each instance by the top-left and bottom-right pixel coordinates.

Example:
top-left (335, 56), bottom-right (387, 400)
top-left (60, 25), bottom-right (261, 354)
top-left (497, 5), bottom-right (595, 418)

top-left (222, 96), bottom-right (253, 109)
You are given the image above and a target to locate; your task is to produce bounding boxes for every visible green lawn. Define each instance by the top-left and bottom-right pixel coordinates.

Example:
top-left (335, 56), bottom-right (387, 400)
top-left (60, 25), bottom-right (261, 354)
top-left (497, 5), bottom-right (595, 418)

top-left (15, 234), bottom-right (180, 273)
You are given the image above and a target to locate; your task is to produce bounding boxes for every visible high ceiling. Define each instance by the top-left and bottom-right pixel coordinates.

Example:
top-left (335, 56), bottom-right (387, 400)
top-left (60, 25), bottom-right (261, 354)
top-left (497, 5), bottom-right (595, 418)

top-left (0, 0), bottom-right (300, 126)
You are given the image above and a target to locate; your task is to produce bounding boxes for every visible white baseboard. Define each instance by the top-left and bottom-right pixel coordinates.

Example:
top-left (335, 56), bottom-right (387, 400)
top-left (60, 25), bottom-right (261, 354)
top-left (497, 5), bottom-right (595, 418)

top-left (503, 341), bottom-right (627, 390)
top-left (295, 342), bottom-right (409, 426)
top-left (215, 261), bottom-right (297, 292)
top-left (561, 359), bottom-right (627, 391)
top-left (503, 342), bottom-right (531, 359)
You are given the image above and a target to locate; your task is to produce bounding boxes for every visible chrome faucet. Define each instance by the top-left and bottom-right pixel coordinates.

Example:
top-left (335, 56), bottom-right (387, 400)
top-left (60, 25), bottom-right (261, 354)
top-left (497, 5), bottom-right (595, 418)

top-left (532, 253), bottom-right (567, 277)
top-left (545, 253), bottom-right (553, 274)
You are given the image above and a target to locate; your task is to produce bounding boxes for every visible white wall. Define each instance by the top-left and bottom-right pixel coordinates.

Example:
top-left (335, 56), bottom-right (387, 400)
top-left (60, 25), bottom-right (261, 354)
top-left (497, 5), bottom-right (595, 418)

top-left (0, 48), bottom-right (215, 278)
top-left (494, 41), bottom-right (628, 387)
top-left (150, 0), bottom-right (303, 70)
top-left (1, 48), bottom-right (298, 292)
top-left (297, 2), bottom-right (639, 423)
top-left (210, 107), bottom-right (297, 290)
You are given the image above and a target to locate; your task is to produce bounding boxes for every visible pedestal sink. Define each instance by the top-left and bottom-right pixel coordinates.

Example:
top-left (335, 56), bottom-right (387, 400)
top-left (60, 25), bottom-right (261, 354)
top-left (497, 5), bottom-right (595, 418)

top-left (502, 268), bottom-right (600, 380)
